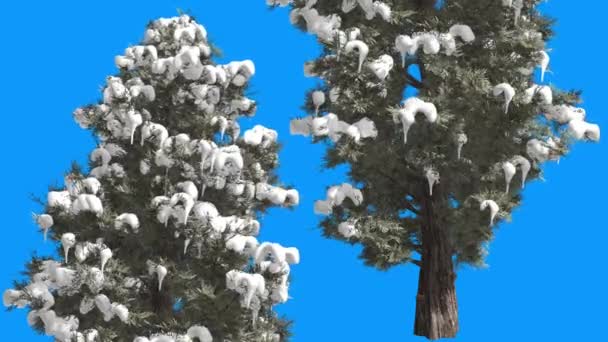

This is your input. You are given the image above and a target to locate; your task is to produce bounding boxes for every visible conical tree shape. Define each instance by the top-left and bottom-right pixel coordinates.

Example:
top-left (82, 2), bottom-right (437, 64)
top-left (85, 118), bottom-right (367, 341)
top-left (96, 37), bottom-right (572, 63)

top-left (267, 0), bottom-right (599, 339)
top-left (3, 15), bottom-right (300, 342)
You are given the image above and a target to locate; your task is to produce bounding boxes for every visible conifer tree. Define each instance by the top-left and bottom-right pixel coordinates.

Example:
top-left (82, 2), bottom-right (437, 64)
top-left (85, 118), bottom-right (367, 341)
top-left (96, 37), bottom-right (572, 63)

top-left (3, 15), bottom-right (300, 342)
top-left (267, 0), bottom-right (600, 339)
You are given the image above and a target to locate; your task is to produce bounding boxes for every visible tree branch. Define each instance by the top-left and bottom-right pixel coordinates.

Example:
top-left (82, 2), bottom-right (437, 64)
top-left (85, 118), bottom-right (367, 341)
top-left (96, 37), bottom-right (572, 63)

top-left (406, 73), bottom-right (424, 89)
top-left (404, 202), bottom-right (421, 216)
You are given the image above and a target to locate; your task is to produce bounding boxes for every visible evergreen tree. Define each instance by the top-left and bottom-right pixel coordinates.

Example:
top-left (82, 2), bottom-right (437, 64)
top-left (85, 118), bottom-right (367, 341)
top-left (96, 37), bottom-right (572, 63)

top-left (267, 0), bottom-right (599, 339)
top-left (3, 15), bottom-right (300, 342)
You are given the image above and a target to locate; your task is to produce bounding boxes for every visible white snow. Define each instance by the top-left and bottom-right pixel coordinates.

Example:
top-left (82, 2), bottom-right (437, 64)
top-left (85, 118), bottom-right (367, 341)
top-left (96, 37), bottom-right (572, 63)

top-left (493, 83), bottom-right (516, 114)
top-left (115, 213), bottom-right (140, 233)
top-left (344, 40), bottom-right (369, 73)
top-left (71, 194), bottom-right (104, 216)
top-left (243, 125), bottom-right (278, 148)
top-left (314, 183), bottom-right (363, 215)
top-left (480, 200), bottom-right (499, 226)
top-left (392, 97), bottom-right (438, 144)
top-left (368, 54), bottom-right (394, 81)
top-left (290, 114), bottom-right (377, 143)
top-left (425, 168), bottom-right (440, 196)
top-left (568, 120), bottom-right (600, 141)
top-left (61, 233), bottom-right (76, 263)
top-left (255, 183), bottom-right (300, 206)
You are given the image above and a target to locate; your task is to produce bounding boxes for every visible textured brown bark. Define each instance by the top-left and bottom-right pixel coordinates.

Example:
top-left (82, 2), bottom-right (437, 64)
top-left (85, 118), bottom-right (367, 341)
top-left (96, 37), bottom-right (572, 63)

top-left (413, 191), bottom-right (459, 339)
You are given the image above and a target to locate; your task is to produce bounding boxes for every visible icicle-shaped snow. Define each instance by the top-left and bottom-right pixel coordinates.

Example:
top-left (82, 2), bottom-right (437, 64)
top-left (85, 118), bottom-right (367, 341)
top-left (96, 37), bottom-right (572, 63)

top-left (456, 133), bottom-right (468, 160)
top-left (125, 110), bottom-right (143, 145)
top-left (169, 193), bottom-right (195, 225)
top-left (480, 200), bottom-right (499, 226)
top-left (425, 168), bottom-right (440, 196)
top-left (61, 233), bottom-right (76, 263)
top-left (392, 97), bottom-right (438, 144)
top-left (100, 248), bottom-right (113, 273)
top-left (512, 156), bottom-right (532, 189)
top-left (502, 162), bottom-right (516, 193)
top-left (197, 139), bottom-right (217, 175)
top-left (147, 262), bottom-right (168, 291)
top-left (312, 91), bottom-right (325, 114)
top-left (225, 270), bottom-right (266, 309)
top-left (211, 116), bottom-right (229, 140)
top-left (344, 40), bottom-right (369, 73)
top-left (395, 35), bottom-right (415, 67)
top-left (539, 51), bottom-right (550, 82)
top-left (183, 238), bottom-right (191, 255)
top-left (34, 214), bottom-right (53, 241)
top-left (513, 0), bottom-right (523, 26)
top-left (493, 83), bottom-right (515, 113)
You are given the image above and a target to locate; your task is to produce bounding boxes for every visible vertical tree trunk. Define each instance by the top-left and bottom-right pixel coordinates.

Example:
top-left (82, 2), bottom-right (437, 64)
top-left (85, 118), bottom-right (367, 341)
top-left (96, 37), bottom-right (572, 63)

top-left (413, 192), bottom-right (459, 339)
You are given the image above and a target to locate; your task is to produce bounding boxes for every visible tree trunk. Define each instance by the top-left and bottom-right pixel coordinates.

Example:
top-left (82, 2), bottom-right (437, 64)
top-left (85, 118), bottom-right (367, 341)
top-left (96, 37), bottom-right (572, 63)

top-left (413, 192), bottom-right (459, 339)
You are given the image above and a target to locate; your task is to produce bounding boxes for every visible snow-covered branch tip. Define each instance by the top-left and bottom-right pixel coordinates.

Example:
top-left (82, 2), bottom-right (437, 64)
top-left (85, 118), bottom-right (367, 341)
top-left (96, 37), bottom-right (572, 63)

top-left (314, 183), bottom-right (364, 215)
top-left (290, 113), bottom-right (378, 143)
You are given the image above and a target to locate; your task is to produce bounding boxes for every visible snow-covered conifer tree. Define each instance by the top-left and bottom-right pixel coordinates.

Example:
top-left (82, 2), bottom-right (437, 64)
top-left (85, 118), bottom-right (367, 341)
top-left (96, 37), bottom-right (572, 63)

top-left (4, 15), bottom-right (299, 342)
top-left (267, 0), bottom-right (599, 339)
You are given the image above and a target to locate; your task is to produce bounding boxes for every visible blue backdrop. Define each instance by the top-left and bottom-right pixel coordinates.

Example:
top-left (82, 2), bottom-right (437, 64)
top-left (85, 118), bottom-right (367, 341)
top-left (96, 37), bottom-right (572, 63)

top-left (0, 1), bottom-right (605, 341)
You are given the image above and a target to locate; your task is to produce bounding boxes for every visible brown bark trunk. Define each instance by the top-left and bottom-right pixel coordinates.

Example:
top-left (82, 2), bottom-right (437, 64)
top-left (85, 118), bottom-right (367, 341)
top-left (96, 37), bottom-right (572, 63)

top-left (413, 192), bottom-right (459, 339)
